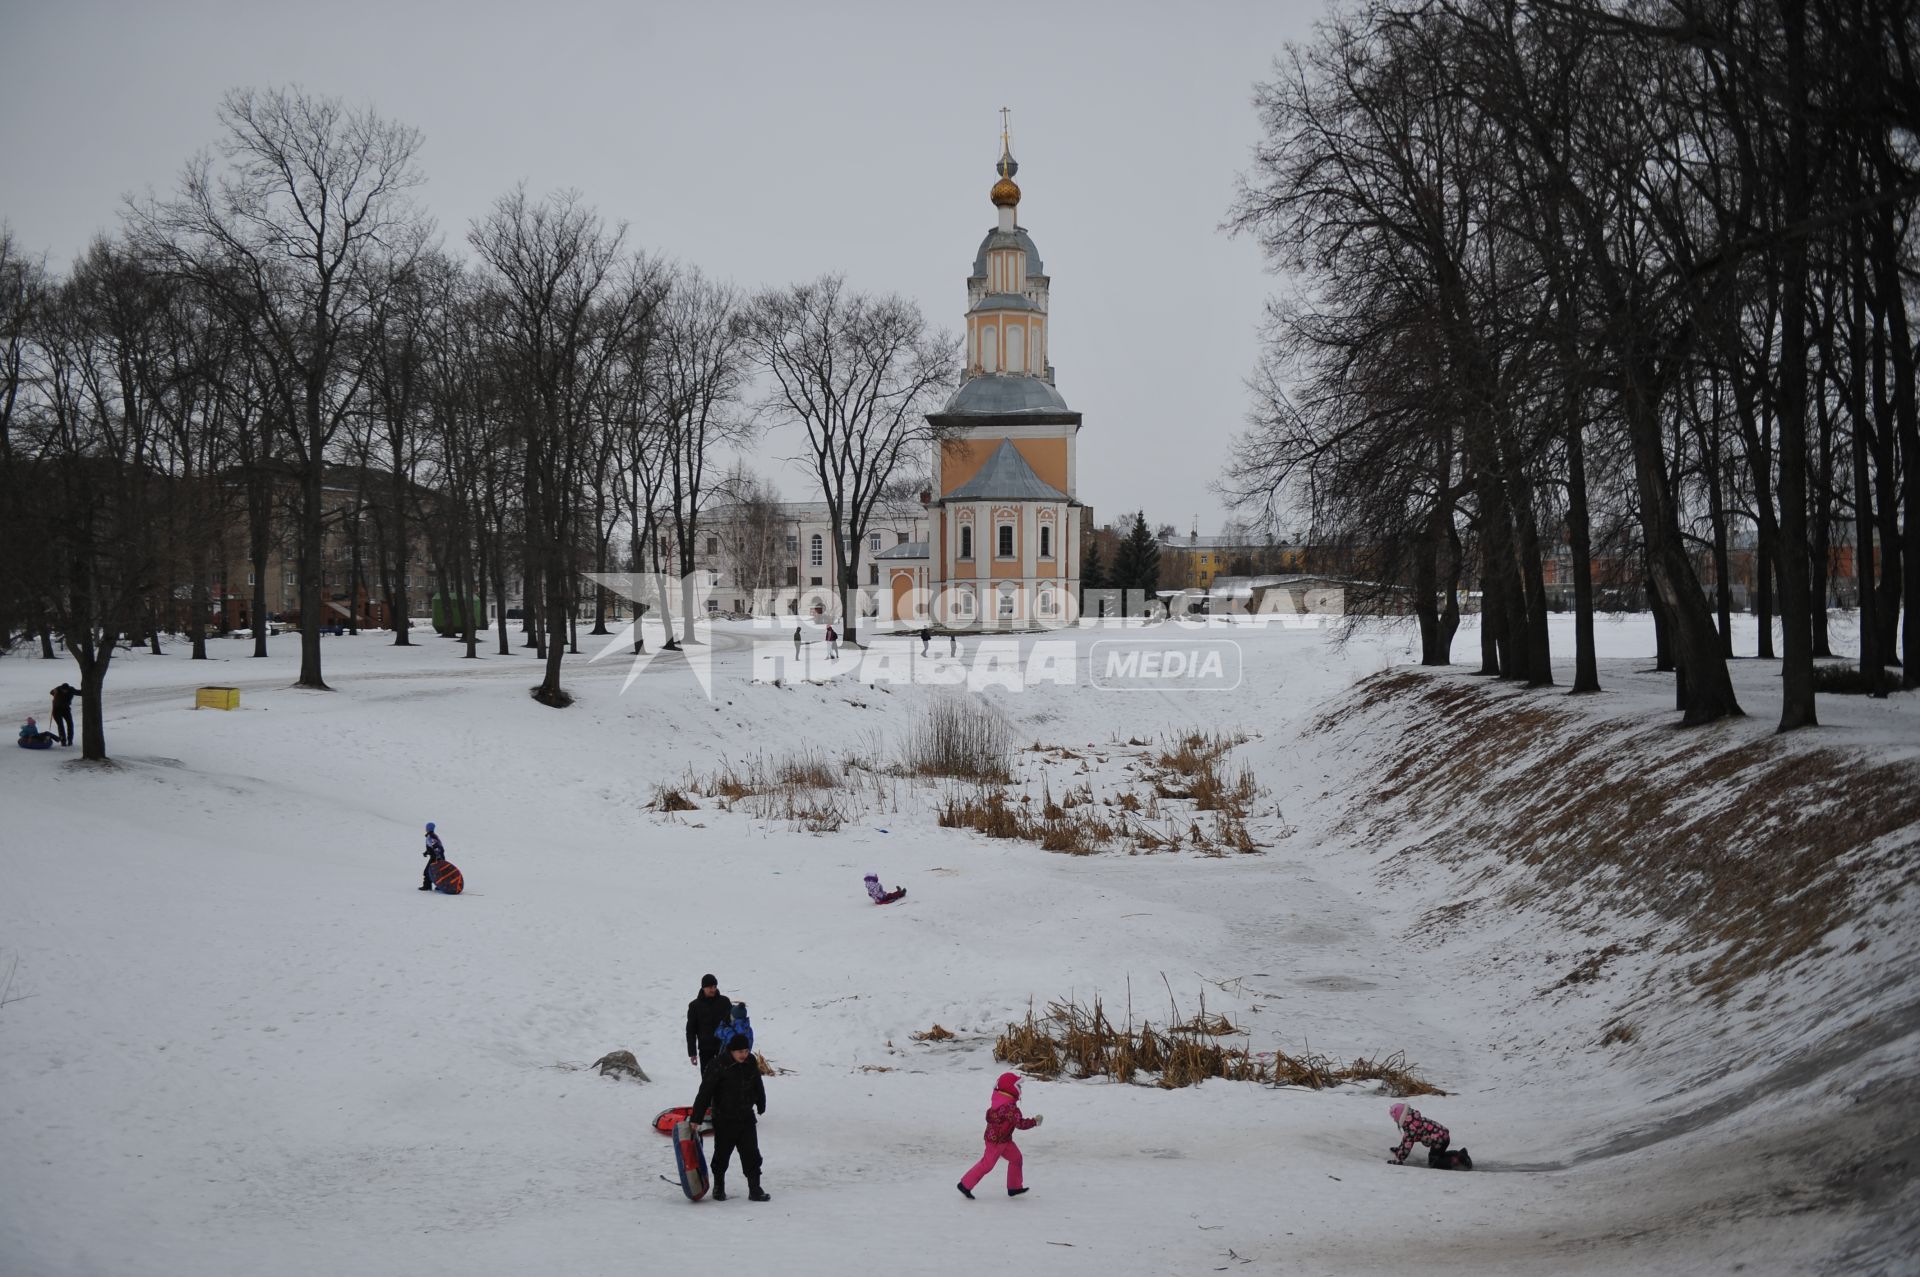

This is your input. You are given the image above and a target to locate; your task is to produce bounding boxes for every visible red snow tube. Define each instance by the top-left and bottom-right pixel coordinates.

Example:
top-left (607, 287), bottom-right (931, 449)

top-left (431, 860), bottom-right (464, 894)
top-left (654, 1106), bottom-right (713, 1135)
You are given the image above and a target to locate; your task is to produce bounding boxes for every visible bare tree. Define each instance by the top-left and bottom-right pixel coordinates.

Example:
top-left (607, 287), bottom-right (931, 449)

top-left (137, 85), bottom-right (429, 690)
top-left (468, 186), bottom-right (652, 706)
top-left (658, 269), bottom-right (750, 644)
top-left (740, 274), bottom-right (954, 646)
top-left (712, 463), bottom-right (788, 610)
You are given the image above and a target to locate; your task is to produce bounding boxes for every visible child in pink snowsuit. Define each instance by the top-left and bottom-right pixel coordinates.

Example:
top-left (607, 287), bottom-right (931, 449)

top-left (1388, 1102), bottom-right (1471, 1169)
top-left (957, 1072), bottom-right (1041, 1199)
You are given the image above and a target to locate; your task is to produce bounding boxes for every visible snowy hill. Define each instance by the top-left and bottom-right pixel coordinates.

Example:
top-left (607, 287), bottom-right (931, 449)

top-left (2, 617), bottom-right (1912, 1275)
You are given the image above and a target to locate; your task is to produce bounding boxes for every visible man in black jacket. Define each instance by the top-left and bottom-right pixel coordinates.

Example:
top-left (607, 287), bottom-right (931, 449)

top-left (49, 683), bottom-right (81, 748)
top-left (691, 1035), bottom-right (769, 1201)
top-left (686, 974), bottom-right (734, 1071)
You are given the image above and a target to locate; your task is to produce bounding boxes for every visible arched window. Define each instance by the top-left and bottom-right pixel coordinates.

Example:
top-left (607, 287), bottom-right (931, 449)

top-left (998, 584), bottom-right (1017, 617)
top-left (980, 325), bottom-right (998, 373)
top-left (1039, 524), bottom-right (1052, 558)
top-left (959, 525), bottom-right (973, 559)
top-left (1006, 324), bottom-right (1025, 375)
top-left (809, 533), bottom-right (823, 567)
top-left (997, 523), bottom-right (1014, 558)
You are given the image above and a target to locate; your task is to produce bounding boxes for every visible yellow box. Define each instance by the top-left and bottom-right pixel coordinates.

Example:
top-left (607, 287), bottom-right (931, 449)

top-left (195, 686), bottom-right (240, 711)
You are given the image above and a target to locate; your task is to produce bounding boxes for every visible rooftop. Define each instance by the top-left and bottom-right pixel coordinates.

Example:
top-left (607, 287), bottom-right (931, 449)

top-left (944, 438), bottom-right (1071, 503)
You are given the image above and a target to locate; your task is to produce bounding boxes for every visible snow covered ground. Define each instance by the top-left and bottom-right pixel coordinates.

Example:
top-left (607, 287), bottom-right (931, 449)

top-left (1, 614), bottom-right (1912, 1275)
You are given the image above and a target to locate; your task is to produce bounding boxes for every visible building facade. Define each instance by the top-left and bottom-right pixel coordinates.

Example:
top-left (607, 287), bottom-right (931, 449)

top-left (684, 499), bottom-right (931, 617)
top-left (887, 129), bottom-right (1083, 630)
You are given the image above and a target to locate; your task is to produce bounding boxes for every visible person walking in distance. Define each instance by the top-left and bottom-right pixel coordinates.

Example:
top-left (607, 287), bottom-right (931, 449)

top-left (824, 623), bottom-right (838, 660)
top-left (793, 625), bottom-right (802, 659)
top-left (691, 1034), bottom-right (770, 1201)
top-left (919, 626), bottom-right (932, 657)
top-left (686, 974), bottom-right (735, 1072)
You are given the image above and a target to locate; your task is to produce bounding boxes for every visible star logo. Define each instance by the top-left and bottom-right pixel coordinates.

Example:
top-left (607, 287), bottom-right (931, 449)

top-left (580, 572), bottom-right (720, 698)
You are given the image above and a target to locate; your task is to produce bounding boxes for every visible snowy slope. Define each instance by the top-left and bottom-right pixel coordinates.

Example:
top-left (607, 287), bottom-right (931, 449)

top-left (1, 616), bottom-right (1910, 1276)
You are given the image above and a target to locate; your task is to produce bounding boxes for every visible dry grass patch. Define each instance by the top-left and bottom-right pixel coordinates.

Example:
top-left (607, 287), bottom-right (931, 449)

top-left (649, 786), bottom-right (697, 812)
top-left (910, 1024), bottom-right (957, 1042)
top-left (1324, 672), bottom-right (1920, 999)
top-left (906, 696), bottom-right (1013, 782)
top-left (993, 993), bottom-right (1442, 1094)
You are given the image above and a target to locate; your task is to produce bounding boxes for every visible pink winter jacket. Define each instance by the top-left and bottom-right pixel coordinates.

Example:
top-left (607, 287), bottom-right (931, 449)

top-left (983, 1090), bottom-right (1038, 1144)
top-left (1390, 1109), bottom-right (1450, 1163)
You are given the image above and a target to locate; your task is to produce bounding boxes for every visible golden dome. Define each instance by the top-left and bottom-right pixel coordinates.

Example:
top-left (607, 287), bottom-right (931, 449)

top-left (990, 176), bottom-right (1021, 207)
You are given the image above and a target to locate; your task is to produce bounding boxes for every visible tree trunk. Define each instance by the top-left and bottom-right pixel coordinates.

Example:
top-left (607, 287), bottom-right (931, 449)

top-left (1773, 0), bottom-right (1817, 729)
top-left (1477, 535), bottom-right (1501, 676)
top-left (296, 460), bottom-right (329, 689)
top-left (534, 558), bottom-right (571, 706)
top-left (1567, 418), bottom-right (1599, 693)
top-left (76, 647), bottom-right (113, 762)
top-left (1648, 572), bottom-right (1674, 672)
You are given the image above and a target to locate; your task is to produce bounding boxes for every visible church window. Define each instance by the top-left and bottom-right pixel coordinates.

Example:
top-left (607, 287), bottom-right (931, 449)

top-left (959, 525), bottom-right (973, 559)
top-left (998, 584), bottom-right (1017, 617)
top-left (870, 564), bottom-right (879, 585)
top-left (1039, 525), bottom-right (1052, 558)
top-left (997, 523), bottom-right (1014, 558)
top-left (785, 534), bottom-right (798, 554)
top-left (1006, 325), bottom-right (1025, 375)
top-left (980, 325), bottom-right (998, 373)
top-left (809, 533), bottom-right (823, 567)
top-left (869, 531), bottom-right (882, 553)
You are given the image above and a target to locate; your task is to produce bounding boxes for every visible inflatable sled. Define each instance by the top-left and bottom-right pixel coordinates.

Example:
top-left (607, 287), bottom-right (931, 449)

top-left (672, 1117), bottom-right (710, 1201)
top-left (430, 860), bottom-right (464, 894)
top-left (653, 1106), bottom-right (713, 1136)
top-left (17, 736), bottom-right (53, 750)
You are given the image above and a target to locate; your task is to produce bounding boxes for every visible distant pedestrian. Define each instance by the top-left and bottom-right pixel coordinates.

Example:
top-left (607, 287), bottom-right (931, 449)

top-left (920, 626), bottom-right (932, 656)
top-left (948, 633), bottom-right (958, 657)
top-left (793, 626), bottom-right (802, 658)
top-left (957, 1071), bottom-right (1041, 1199)
top-left (420, 821), bottom-right (446, 890)
top-left (691, 1034), bottom-right (770, 1201)
top-left (825, 624), bottom-right (838, 660)
top-left (49, 682), bottom-right (81, 747)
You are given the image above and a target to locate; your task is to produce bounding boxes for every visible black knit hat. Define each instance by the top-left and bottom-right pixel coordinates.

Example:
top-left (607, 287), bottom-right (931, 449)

top-left (701, 973), bottom-right (718, 988)
top-left (727, 1035), bottom-right (751, 1052)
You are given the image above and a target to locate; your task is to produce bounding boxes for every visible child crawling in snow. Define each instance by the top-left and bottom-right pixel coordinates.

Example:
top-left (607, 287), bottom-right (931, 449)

top-left (957, 1071), bottom-right (1042, 1199)
top-left (864, 873), bottom-right (905, 904)
top-left (1388, 1102), bottom-right (1472, 1169)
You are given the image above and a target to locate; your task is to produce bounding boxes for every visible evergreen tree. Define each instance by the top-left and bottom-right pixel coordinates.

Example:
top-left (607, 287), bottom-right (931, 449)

top-left (1081, 538), bottom-right (1106, 591)
top-left (1110, 512), bottom-right (1161, 614)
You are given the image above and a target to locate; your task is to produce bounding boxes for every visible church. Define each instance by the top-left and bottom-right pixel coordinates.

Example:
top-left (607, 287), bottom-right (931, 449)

top-left (882, 123), bottom-right (1084, 630)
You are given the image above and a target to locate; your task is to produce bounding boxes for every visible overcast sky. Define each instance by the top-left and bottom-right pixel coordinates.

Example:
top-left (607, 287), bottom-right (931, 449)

top-left (1, 0), bottom-right (1324, 534)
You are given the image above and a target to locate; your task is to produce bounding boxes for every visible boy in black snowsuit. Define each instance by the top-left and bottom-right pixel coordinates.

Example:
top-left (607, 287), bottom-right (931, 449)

top-left (420, 822), bottom-right (446, 890)
top-left (691, 1035), bottom-right (769, 1201)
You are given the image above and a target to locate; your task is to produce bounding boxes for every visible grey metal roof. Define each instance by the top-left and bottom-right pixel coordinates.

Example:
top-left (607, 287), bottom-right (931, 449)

top-left (971, 227), bottom-right (1045, 279)
top-left (945, 438), bottom-right (1070, 502)
top-left (941, 374), bottom-right (1071, 415)
top-left (875, 541), bottom-right (929, 560)
top-left (971, 292), bottom-right (1039, 312)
